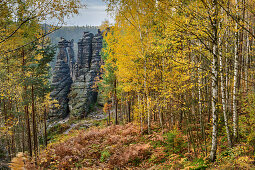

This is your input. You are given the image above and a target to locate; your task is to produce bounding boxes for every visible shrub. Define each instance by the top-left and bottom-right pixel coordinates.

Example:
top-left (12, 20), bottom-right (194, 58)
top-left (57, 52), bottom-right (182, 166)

top-left (164, 130), bottom-right (187, 154)
top-left (47, 123), bottom-right (70, 141)
top-left (240, 92), bottom-right (255, 151)
top-left (190, 158), bottom-right (207, 170)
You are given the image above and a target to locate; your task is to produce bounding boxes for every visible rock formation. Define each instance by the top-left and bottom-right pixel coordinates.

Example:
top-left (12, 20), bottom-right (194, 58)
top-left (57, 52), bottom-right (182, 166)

top-left (69, 30), bottom-right (103, 118)
top-left (67, 39), bottom-right (76, 81)
top-left (49, 38), bottom-right (73, 119)
top-left (50, 30), bottom-right (103, 119)
top-left (90, 30), bottom-right (103, 104)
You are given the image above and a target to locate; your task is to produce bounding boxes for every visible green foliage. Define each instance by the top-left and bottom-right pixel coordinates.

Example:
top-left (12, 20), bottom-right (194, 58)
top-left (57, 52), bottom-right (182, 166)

top-left (216, 144), bottom-right (255, 169)
top-left (91, 118), bottom-right (107, 127)
top-left (98, 39), bottom-right (117, 102)
top-left (47, 123), bottom-right (70, 141)
top-left (190, 158), bottom-right (207, 170)
top-left (240, 92), bottom-right (255, 149)
top-left (130, 157), bottom-right (142, 166)
top-left (100, 149), bottom-right (110, 162)
top-left (0, 149), bottom-right (5, 159)
top-left (164, 130), bottom-right (187, 154)
top-left (151, 140), bottom-right (165, 149)
top-left (148, 147), bottom-right (167, 164)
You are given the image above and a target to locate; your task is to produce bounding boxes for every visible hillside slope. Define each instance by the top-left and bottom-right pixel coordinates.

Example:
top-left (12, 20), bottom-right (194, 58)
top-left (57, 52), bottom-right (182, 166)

top-left (21, 118), bottom-right (255, 169)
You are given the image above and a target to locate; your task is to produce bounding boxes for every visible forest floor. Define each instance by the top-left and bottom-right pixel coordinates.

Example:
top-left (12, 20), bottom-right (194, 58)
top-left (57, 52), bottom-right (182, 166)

top-left (9, 107), bottom-right (255, 169)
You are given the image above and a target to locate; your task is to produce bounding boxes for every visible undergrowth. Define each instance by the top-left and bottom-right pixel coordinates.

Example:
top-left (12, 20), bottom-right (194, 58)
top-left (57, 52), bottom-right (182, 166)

top-left (24, 123), bottom-right (255, 169)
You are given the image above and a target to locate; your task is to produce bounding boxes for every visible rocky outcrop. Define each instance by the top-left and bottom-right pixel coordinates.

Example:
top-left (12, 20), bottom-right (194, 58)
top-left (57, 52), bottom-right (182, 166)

top-left (67, 39), bottom-right (76, 81)
top-left (50, 30), bottom-right (103, 119)
top-left (90, 30), bottom-right (103, 104)
top-left (49, 38), bottom-right (73, 119)
top-left (75, 32), bottom-right (94, 77)
top-left (68, 30), bottom-right (103, 118)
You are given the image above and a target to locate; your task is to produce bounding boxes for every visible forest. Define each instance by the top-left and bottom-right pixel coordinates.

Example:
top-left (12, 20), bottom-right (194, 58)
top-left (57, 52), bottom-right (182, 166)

top-left (1, 0), bottom-right (255, 169)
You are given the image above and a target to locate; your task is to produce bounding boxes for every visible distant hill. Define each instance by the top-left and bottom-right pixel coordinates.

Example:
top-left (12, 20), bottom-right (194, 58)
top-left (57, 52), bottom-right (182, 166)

top-left (48, 25), bottom-right (99, 44)
top-left (46, 25), bottom-right (99, 68)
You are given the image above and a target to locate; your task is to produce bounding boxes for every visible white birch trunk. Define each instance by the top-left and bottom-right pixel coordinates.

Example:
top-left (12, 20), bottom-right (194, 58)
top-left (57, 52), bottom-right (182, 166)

top-left (245, 19), bottom-right (250, 92)
top-left (219, 38), bottom-right (232, 147)
top-left (210, 0), bottom-right (219, 162)
top-left (233, 0), bottom-right (239, 141)
top-left (198, 55), bottom-right (207, 155)
top-left (225, 43), bottom-right (230, 113)
top-left (138, 93), bottom-right (143, 133)
top-left (210, 46), bottom-right (218, 162)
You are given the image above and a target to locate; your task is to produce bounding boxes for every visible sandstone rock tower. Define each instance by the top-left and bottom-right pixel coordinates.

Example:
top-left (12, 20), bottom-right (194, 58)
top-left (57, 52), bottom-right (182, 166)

top-left (50, 30), bottom-right (103, 119)
top-left (50, 38), bottom-right (73, 118)
top-left (67, 39), bottom-right (76, 81)
top-left (69, 30), bottom-right (103, 118)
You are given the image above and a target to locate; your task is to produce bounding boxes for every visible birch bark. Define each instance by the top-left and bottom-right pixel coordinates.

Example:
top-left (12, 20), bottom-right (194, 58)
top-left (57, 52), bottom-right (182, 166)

top-left (210, 0), bottom-right (219, 162)
top-left (233, 0), bottom-right (239, 142)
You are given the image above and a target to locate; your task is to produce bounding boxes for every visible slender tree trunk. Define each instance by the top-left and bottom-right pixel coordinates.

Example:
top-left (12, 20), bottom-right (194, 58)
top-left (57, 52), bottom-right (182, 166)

top-left (11, 129), bottom-right (15, 158)
top-left (147, 94), bottom-right (150, 134)
top-left (128, 96), bottom-right (131, 122)
top-left (245, 14), bottom-right (250, 92)
top-left (120, 96), bottom-right (123, 123)
top-left (114, 79), bottom-right (118, 125)
top-left (225, 43), bottom-right (230, 114)
top-left (210, 0), bottom-right (219, 162)
top-left (7, 137), bottom-right (11, 161)
top-left (22, 50), bottom-right (32, 157)
top-left (207, 77), bottom-right (211, 123)
top-left (44, 106), bottom-right (47, 147)
top-left (143, 56), bottom-right (150, 134)
top-left (191, 91), bottom-right (195, 116)
top-left (138, 93), bottom-right (143, 133)
top-left (24, 105), bottom-right (32, 157)
top-left (22, 119), bottom-right (25, 153)
top-left (210, 46), bottom-right (219, 162)
top-left (179, 95), bottom-right (184, 130)
top-left (108, 109), bottom-right (111, 125)
top-left (159, 105), bottom-right (163, 130)
top-left (233, 0), bottom-right (239, 142)
top-left (31, 85), bottom-right (38, 163)
top-left (137, 9), bottom-right (150, 134)
top-left (219, 39), bottom-right (232, 148)
top-left (198, 56), bottom-right (206, 155)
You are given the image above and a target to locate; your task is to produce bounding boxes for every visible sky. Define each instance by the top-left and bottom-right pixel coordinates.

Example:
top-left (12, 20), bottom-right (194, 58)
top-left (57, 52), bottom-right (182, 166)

top-left (63, 0), bottom-right (114, 26)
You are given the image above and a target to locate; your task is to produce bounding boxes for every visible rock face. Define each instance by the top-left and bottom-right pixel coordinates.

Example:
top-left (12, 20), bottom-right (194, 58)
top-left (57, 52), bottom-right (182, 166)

top-left (67, 39), bottom-right (76, 81)
top-left (69, 30), bottom-right (103, 118)
top-left (50, 38), bottom-right (73, 119)
top-left (50, 30), bottom-right (103, 119)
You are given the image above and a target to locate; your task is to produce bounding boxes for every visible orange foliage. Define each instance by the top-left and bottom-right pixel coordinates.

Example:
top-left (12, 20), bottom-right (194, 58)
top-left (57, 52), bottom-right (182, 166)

top-left (26, 123), bottom-right (151, 169)
top-left (103, 103), bottom-right (112, 113)
top-left (9, 152), bottom-right (26, 170)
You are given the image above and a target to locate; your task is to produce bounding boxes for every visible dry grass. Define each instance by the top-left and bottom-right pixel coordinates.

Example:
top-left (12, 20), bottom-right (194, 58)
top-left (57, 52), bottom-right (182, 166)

top-left (23, 123), bottom-right (255, 170)
top-left (26, 123), bottom-right (152, 169)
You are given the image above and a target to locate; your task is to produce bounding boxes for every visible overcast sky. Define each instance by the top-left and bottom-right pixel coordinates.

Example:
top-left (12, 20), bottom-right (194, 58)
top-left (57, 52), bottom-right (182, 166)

top-left (63, 0), bottom-right (114, 26)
